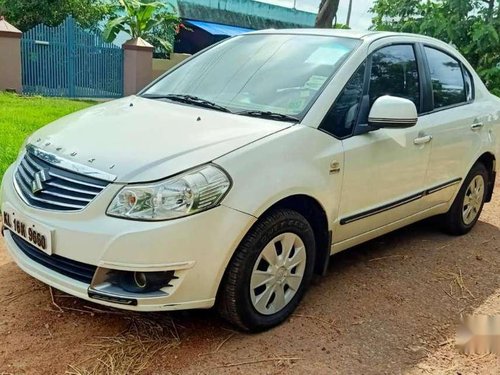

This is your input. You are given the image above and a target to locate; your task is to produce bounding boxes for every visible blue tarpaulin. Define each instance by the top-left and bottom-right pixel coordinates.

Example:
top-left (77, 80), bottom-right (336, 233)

top-left (184, 20), bottom-right (253, 36)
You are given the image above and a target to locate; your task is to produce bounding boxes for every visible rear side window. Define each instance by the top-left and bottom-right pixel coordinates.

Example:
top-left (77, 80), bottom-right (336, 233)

top-left (463, 67), bottom-right (474, 102)
top-left (369, 45), bottom-right (420, 111)
top-left (424, 47), bottom-right (466, 109)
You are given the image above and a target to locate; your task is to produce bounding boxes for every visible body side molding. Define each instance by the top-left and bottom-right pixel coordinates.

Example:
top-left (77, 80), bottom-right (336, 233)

top-left (340, 178), bottom-right (463, 225)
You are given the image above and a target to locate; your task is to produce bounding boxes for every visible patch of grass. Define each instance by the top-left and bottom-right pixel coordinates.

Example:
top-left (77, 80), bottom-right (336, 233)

top-left (67, 314), bottom-right (180, 375)
top-left (0, 93), bottom-right (96, 181)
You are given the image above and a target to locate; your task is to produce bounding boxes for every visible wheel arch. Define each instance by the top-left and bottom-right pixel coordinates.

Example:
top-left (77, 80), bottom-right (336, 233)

top-left (255, 194), bottom-right (331, 276)
top-left (476, 152), bottom-right (496, 202)
top-left (215, 193), bottom-right (332, 314)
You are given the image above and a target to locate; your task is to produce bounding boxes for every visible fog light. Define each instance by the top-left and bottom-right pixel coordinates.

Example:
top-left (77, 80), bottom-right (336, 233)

top-left (134, 272), bottom-right (147, 289)
top-left (117, 270), bottom-right (176, 293)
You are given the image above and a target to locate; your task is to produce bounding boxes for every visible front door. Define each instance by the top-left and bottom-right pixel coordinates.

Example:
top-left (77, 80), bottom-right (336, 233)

top-left (334, 44), bottom-right (431, 243)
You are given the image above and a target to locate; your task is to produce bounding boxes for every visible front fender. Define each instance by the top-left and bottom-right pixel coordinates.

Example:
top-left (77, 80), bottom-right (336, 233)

top-left (216, 126), bottom-right (343, 227)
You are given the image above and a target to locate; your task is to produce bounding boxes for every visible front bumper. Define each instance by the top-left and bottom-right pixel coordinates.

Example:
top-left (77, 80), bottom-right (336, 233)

top-left (1, 165), bottom-right (256, 311)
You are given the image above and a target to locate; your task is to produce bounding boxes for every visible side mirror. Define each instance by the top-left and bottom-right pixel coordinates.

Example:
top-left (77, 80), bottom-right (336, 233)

top-left (368, 95), bottom-right (418, 129)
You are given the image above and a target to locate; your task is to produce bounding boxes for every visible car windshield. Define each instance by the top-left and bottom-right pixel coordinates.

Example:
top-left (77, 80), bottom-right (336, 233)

top-left (142, 34), bottom-right (360, 120)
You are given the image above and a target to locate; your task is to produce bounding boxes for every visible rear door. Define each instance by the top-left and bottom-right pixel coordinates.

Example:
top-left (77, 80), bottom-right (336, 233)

top-left (417, 45), bottom-right (486, 207)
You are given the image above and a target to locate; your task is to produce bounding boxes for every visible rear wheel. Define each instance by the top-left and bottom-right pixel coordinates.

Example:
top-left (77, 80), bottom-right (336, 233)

top-left (218, 209), bottom-right (316, 331)
top-left (441, 162), bottom-right (488, 235)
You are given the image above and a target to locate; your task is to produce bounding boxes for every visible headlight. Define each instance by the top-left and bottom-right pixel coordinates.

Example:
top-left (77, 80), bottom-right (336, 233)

top-left (107, 164), bottom-right (231, 221)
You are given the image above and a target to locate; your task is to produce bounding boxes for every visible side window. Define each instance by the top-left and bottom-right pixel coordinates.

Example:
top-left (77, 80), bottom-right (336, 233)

top-left (424, 47), bottom-right (466, 109)
top-left (463, 66), bottom-right (474, 102)
top-left (369, 45), bottom-right (420, 111)
top-left (320, 62), bottom-right (366, 138)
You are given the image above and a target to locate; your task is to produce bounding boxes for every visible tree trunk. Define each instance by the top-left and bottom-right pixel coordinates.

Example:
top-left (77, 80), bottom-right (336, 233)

top-left (489, 0), bottom-right (496, 19)
top-left (315, 0), bottom-right (340, 28)
top-left (483, 0), bottom-right (495, 19)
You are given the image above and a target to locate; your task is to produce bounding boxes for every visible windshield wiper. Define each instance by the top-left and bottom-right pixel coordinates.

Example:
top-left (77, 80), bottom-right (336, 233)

top-left (237, 110), bottom-right (299, 123)
top-left (142, 94), bottom-right (232, 113)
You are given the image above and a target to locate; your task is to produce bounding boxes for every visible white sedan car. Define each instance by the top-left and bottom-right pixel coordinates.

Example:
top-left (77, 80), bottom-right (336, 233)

top-left (1, 30), bottom-right (499, 331)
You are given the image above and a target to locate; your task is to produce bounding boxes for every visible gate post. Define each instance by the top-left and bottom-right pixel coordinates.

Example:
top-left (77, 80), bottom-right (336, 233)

top-left (0, 17), bottom-right (22, 93)
top-left (123, 37), bottom-right (153, 96)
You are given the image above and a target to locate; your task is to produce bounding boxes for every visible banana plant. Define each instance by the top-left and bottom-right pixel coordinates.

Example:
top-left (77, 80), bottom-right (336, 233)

top-left (104, 0), bottom-right (180, 56)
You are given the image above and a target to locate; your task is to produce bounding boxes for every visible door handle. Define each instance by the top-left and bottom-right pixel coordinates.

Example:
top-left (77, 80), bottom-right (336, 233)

top-left (413, 135), bottom-right (433, 145)
top-left (471, 122), bottom-right (484, 131)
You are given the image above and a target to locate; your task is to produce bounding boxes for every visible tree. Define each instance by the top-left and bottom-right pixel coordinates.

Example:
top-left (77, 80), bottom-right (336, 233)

top-left (315, 0), bottom-right (341, 28)
top-left (104, 0), bottom-right (180, 57)
top-left (0, 0), bottom-right (113, 32)
top-left (370, 0), bottom-right (500, 96)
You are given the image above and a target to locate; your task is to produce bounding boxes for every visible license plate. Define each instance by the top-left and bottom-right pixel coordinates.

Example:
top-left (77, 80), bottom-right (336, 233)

top-left (2, 204), bottom-right (53, 255)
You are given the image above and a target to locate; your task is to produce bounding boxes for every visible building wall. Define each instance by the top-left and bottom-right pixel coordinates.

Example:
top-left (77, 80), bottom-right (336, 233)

top-left (168, 0), bottom-right (316, 29)
top-left (152, 53), bottom-right (191, 80)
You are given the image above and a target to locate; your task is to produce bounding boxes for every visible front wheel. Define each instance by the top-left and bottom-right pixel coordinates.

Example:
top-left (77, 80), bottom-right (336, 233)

top-left (218, 209), bottom-right (316, 331)
top-left (440, 162), bottom-right (489, 235)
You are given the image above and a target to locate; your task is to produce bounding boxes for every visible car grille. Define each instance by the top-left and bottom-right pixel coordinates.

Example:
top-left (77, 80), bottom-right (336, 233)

top-left (10, 231), bottom-right (97, 284)
top-left (14, 151), bottom-right (110, 211)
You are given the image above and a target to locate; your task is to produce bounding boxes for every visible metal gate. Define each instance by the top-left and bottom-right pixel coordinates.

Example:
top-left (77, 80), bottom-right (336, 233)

top-left (21, 17), bottom-right (123, 98)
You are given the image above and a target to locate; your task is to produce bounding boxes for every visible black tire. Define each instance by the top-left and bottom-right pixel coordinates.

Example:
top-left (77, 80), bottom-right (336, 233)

top-left (440, 162), bottom-right (489, 235)
top-left (217, 209), bottom-right (316, 332)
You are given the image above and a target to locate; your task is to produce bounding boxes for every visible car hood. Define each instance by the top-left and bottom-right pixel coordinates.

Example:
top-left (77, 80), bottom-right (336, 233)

top-left (27, 96), bottom-right (291, 183)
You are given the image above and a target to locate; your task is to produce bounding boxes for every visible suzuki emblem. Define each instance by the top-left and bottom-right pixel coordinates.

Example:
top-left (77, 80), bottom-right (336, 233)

top-left (31, 169), bottom-right (51, 194)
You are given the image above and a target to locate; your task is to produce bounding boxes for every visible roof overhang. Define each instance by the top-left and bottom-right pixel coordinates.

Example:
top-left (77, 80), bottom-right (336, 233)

top-left (184, 19), bottom-right (253, 36)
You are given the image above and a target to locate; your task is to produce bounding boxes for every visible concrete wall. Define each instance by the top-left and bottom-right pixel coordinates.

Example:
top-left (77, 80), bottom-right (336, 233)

top-left (0, 37), bottom-right (22, 92)
top-left (123, 38), bottom-right (154, 96)
top-left (0, 19), bottom-right (22, 93)
top-left (152, 54), bottom-right (191, 80)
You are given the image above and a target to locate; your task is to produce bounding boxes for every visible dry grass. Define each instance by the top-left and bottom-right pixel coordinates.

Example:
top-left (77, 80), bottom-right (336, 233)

top-left (217, 356), bottom-right (302, 368)
top-left (368, 254), bottom-right (410, 262)
top-left (434, 268), bottom-right (476, 300)
top-left (66, 314), bottom-right (180, 375)
top-left (448, 269), bottom-right (475, 299)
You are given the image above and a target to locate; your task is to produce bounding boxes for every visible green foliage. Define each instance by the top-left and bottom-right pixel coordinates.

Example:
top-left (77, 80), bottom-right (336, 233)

top-left (0, 93), bottom-right (95, 181)
top-left (0, 0), bottom-right (113, 32)
top-left (333, 23), bottom-right (350, 29)
top-left (370, 0), bottom-right (500, 96)
top-left (104, 0), bottom-right (180, 57)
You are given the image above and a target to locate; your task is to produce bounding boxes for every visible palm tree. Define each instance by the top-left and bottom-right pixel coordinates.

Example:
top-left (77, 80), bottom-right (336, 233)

top-left (315, 0), bottom-right (341, 28)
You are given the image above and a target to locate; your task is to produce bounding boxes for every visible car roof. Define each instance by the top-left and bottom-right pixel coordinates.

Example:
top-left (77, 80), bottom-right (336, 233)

top-left (246, 28), bottom-right (442, 44)
top-left (247, 28), bottom-right (381, 39)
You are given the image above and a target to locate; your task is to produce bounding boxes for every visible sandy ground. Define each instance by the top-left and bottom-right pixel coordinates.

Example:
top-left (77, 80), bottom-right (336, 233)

top-left (0, 181), bottom-right (499, 374)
